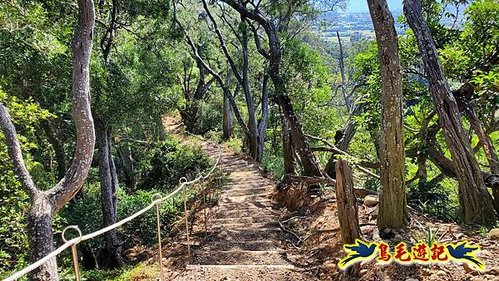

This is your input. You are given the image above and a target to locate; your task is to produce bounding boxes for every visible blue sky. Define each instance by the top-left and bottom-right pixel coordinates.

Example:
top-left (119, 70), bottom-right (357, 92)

top-left (346, 0), bottom-right (402, 12)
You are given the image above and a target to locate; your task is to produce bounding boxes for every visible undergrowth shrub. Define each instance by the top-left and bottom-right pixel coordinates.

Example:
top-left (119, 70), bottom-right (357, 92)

top-left (225, 137), bottom-right (243, 153)
top-left (261, 153), bottom-right (284, 180)
top-left (138, 136), bottom-right (211, 191)
top-left (61, 183), bottom-right (197, 270)
top-left (117, 189), bottom-right (183, 247)
top-left (407, 180), bottom-right (459, 222)
top-left (191, 101), bottom-right (222, 135)
top-left (58, 137), bottom-right (213, 272)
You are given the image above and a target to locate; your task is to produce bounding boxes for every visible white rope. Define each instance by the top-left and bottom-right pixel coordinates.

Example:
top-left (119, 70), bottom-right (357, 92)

top-left (4, 150), bottom-right (221, 281)
top-left (4, 239), bottom-right (77, 281)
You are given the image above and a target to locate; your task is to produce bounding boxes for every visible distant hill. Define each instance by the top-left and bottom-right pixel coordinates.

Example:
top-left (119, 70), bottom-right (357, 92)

top-left (316, 3), bottom-right (467, 44)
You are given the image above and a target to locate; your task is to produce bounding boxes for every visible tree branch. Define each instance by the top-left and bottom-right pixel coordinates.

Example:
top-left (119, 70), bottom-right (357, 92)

top-left (279, 174), bottom-right (337, 188)
top-left (0, 103), bottom-right (39, 199)
top-left (305, 134), bottom-right (380, 179)
top-left (201, 0), bottom-right (244, 85)
top-left (173, 0), bottom-right (250, 136)
top-left (247, 20), bottom-right (270, 59)
top-left (48, 0), bottom-right (96, 211)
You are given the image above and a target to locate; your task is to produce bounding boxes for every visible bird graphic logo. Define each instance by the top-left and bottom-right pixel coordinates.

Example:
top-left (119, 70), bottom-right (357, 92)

top-left (338, 239), bottom-right (377, 270)
top-left (337, 239), bottom-right (486, 271)
top-left (338, 239), bottom-right (486, 271)
top-left (446, 241), bottom-right (485, 271)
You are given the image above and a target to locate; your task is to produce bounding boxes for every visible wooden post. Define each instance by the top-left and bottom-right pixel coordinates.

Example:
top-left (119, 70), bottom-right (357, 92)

top-left (335, 159), bottom-right (361, 277)
top-left (335, 159), bottom-right (361, 243)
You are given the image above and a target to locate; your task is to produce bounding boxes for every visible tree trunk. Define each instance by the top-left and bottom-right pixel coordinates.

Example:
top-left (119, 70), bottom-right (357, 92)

top-left (0, 0), bottom-right (96, 279)
top-left (181, 48), bottom-right (209, 134)
top-left (270, 59), bottom-right (322, 177)
top-left (462, 106), bottom-right (499, 174)
top-left (404, 0), bottom-right (496, 226)
top-left (277, 94), bottom-right (322, 176)
top-left (108, 128), bottom-right (119, 222)
top-left (180, 102), bottom-right (199, 134)
top-left (198, 1), bottom-right (258, 157)
top-left (280, 107), bottom-right (295, 175)
top-left (256, 73), bottom-right (270, 162)
top-left (221, 0), bottom-right (322, 177)
top-left (336, 31), bottom-right (351, 112)
top-left (240, 18), bottom-right (259, 160)
top-left (423, 125), bottom-right (499, 214)
top-left (27, 194), bottom-right (57, 281)
top-left (335, 159), bottom-right (360, 278)
top-left (222, 94), bottom-right (233, 140)
top-left (118, 144), bottom-right (136, 192)
top-left (176, 6), bottom-right (251, 143)
top-left (335, 159), bottom-right (361, 243)
top-left (462, 105), bottom-right (499, 213)
top-left (325, 103), bottom-right (365, 177)
top-left (368, 0), bottom-right (407, 229)
top-left (95, 118), bottom-right (124, 268)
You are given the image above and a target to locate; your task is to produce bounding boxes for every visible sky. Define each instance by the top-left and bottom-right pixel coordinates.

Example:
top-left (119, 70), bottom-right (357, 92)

top-left (346, 0), bottom-right (402, 12)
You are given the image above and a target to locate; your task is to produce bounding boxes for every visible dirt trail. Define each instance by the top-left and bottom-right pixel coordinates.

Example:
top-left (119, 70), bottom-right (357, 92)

top-left (163, 117), bottom-right (316, 281)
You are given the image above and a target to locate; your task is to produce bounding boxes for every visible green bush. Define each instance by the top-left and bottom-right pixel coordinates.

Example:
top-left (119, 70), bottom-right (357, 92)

top-left (407, 180), bottom-right (459, 222)
top-left (192, 101), bottom-right (223, 135)
top-left (60, 266), bottom-right (133, 281)
top-left (138, 136), bottom-right (211, 191)
top-left (225, 137), bottom-right (243, 153)
top-left (0, 171), bottom-right (29, 277)
top-left (62, 183), bottom-right (190, 252)
top-left (261, 153), bottom-right (284, 180)
top-left (117, 189), bottom-right (183, 247)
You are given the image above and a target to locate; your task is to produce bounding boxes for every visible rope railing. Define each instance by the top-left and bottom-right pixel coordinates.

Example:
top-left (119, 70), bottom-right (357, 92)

top-left (4, 149), bottom-right (222, 281)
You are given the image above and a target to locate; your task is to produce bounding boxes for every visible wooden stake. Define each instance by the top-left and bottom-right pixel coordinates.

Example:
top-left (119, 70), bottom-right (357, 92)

top-left (335, 159), bottom-right (361, 277)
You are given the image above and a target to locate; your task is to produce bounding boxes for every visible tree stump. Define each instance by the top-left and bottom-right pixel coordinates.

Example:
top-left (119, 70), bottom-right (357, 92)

top-left (336, 159), bottom-right (361, 279)
top-left (336, 159), bottom-right (361, 244)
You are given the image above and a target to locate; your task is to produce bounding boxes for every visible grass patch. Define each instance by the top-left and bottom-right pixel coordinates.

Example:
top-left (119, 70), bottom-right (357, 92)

top-left (60, 263), bottom-right (160, 281)
top-left (225, 137), bottom-right (243, 153)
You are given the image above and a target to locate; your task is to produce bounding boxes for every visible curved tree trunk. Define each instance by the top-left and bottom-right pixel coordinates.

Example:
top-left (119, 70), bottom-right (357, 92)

top-left (336, 31), bottom-right (351, 112)
top-left (270, 62), bottom-right (322, 177)
top-left (198, 1), bottom-right (259, 158)
top-left (404, 0), bottom-right (496, 226)
top-left (461, 104), bottom-right (499, 174)
top-left (239, 17), bottom-right (259, 159)
top-left (0, 0), bottom-right (96, 279)
top-left (181, 51), bottom-right (209, 134)
top-left (178, 18), bottom-right (249, 140)
top-left (462, 104), bottom-right (499, 213)
top-left (324, 102), bottom-right (365, 177)
top-left (221, 0), bottom-right (322, 177)
top-left (368, 0), bottom-right (407, 229)
top-left (118, 144), bottom-right (135, 192)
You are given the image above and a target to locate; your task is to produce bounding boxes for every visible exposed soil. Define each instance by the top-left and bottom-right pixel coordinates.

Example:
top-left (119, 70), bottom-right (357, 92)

top-left (275, 184), bottom-right (499, 281)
